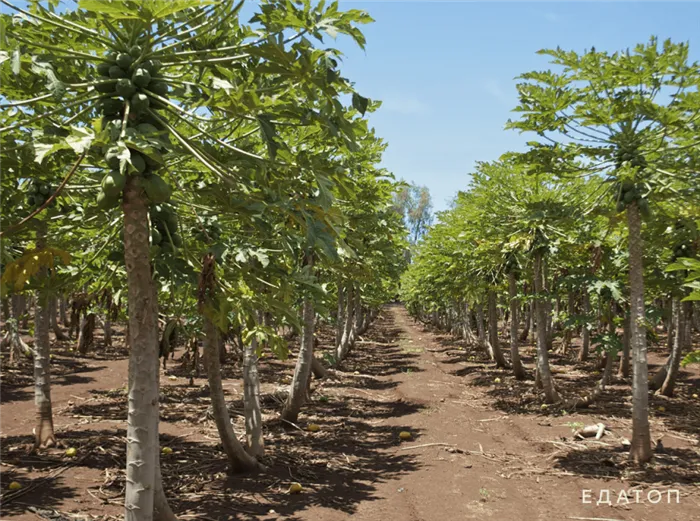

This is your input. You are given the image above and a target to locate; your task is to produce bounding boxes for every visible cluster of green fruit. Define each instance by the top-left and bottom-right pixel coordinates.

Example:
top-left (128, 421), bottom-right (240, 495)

top-left (94, 44), bottom-right (172, 210)
top-left (24, 178), bottom-right (57, 209)
top-left (150, 204), bottom-right (181, 255)
top-left (614, 180), bottom-right (650, 217)
top-left (95, 46), bottom-right (168, 117)
top-left (190, 218), bottom-right (222, 244)
top-left (614, 148), bottom-right (647, 171)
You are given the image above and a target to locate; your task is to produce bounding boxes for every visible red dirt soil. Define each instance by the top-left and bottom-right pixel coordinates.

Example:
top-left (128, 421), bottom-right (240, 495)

top-left (2, 304), bottom-right (699, 520)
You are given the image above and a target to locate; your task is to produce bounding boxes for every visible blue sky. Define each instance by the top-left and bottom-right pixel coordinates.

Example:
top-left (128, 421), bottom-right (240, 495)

top-left (309, 1), bottom-right (700, 213)
top-left (3, 1), bottom-right (699, 214)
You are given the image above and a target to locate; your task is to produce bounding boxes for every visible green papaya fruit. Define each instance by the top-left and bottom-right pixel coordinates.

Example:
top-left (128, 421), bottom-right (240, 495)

top-left (148, 80), bottom-right (169, 97)
top-left (109, 65), bottom-right (127, 79)
top-left (26, 195), bottom-right (36, 206)
top-left (100, 98), bottom-right (123, 116)
top-left (116, 53), bottom-right (133, 70)
top-left (96, 61), bottom-right (113, 77)
top-left (132, 68), bottom-right (151, 88)
top-left (143, 174), bottom-right (172, 204)
top-left (131, 93), bottom-right (150, 114)
top-left (616, 201), bottom-right (626, 213)
top-left (151, 228), bottom-right (162, 245)
top-left (105, 146), bottom-right (123, 170)
top-left (624, 189), bottom-right (636, 204)
top-left (129, 152), bottom-right (147, 174)
top-left (169, 233), bottom-right (182, 247)
top-left (27, 183), bottom-right (39, 195)
top-left (129, 45), bottom-right (142, 58)
top-left (621, 180), bottom-right (634, 192)
top-left (96, 190), bottom-right (119, 210)
top-left (95, 81), bottom-right (116, 94)
top-left (39, 184), bottom-right (50, 195)
top-left (143, 59), bottom-right (162, 75)
top-left (160, 242), bottom-right (174, 254)
top-left (34, 194), bottom-right (46, 206)
top-left (115, 78), bottom-right (136, 98)
top-left (102, 170), bottom-right (126, 197)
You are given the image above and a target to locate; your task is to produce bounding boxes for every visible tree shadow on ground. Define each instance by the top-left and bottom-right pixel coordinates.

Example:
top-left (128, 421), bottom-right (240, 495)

top-left (553, 444), bottom-right (700, 485)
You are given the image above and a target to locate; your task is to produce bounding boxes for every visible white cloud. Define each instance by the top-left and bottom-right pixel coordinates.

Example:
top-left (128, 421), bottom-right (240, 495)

top-left (381, 95), bottom-right (430, 115)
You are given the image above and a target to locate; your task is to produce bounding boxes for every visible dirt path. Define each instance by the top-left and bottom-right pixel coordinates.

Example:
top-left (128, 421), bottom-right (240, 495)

top-left (2, 305), bottom-right (699, 521)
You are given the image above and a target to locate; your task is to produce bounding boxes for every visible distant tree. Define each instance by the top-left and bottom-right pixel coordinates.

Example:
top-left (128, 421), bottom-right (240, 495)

top-left (394, 182), bottom-right (433, 244)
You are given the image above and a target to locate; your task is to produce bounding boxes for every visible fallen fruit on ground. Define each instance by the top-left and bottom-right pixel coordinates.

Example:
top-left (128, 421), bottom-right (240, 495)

top-left (8, 481), bottom-right (22, 490)
top-left (289, 482), bottom-right (303, 494)
top-left (162, 447), bottom-right (173, 455)
top-left (399, 431), bottom-right (412, 440)
top-left (65, 447), bottom-right (77, 457)
top-left (307, 423), bottom-right (320, 432)
top-left (494, 377), bottom-right (501, 384)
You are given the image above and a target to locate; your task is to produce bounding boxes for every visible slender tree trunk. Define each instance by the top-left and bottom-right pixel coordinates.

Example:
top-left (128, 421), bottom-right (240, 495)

top-left (578, 290), bottom-right (590, 361)
top-left (77, 313), bottom-right (96, 355)
top-left (282, 253), bottom-right (315, 422)
top-left (49, 297), bottom-right (68, 341)
top-left (123, 177), bottom-right (161, 520)
top-left (534, 251), bottom-right (559, 403)
top-left (59, 295), bottom-right (68, 325)
top-left (666, 298), bottom-right (675, 352)
top-left (103, 316), bottom-right (113, 348)
top-left (544, 258), bottom-right (553, 351)
top-left (488, 289), bottom-right (508, 368)
top-left (618, 310), bottom-right (630, 378)
top-left (659, 297), bottom-right (685, 397)
top-left (626, 202), bottom-right (652, 465)
top-left (243, 325), bottom-right (264, 458)
top-left (203, 312), bottom-right (259, 471)
top-left (1, 297), bottom-right (10, 321)
top-left (508, 272), bottom-right (525, 379)
top-left (336, 284), bottom-right (354, 362)
top-left (336, 283), bottom-right (345, 348)
top-left (33, 222), bottom-right (55, 449)
top-left (519, 298), bottom-right (531, 343)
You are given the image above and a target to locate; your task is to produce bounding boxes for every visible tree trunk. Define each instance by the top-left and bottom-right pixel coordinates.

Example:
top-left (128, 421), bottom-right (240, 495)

top-left (508, 272), bottom-right (525, 379)
top-left (59, 295), bottom-right (68, 325)
top-left (103, 316), bottom-right (113, 348)
top-left (312, 356), bottom-right (327, 379)
top-left (1, 297), bottom-right (10, 322)
top-left (666, 298), bottom-right (675, 352)
top-left (487, 289), bottom-right (508, 368)
top-left (544, 258), bottom-right (553, 351)
top-left (203, 313), bottom-right (259, 471)
top-left (282, 253), bottom-right (315, 422)
top-left (49, 297), bottom-right (68, 341)
top-left (33, 221), bottom-right (55, 449)
top-left (558, 292), bottom-right (575, 354)
top-left (578, 290), bottom-right (590, 361)
top-left (534, 251), bottom-right (559, 403)
top-left (77, 313), bottom-right (96, 355)
top-left (336, 283), bottom-right (345, 348)
top-left (476, 302), bottom-right (487, 351)
top-left (123, 177), bottom-right (162, 520)
top-left (243, 327), bottom-right (264, 458)
top-left (659, 300), bottom-right (688, 397)
top-left (519, 298), bottom-right (531, 343)
top-left (336, 284), bottom-right (354, 362)
top-left (626, 202), bottom-right (652, 465)
top-left (618, 310), bottom-right (630, 378)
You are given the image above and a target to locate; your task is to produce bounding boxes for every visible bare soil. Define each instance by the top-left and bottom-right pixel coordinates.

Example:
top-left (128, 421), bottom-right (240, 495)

top-left (2, 305), bottom-right (699, 521)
